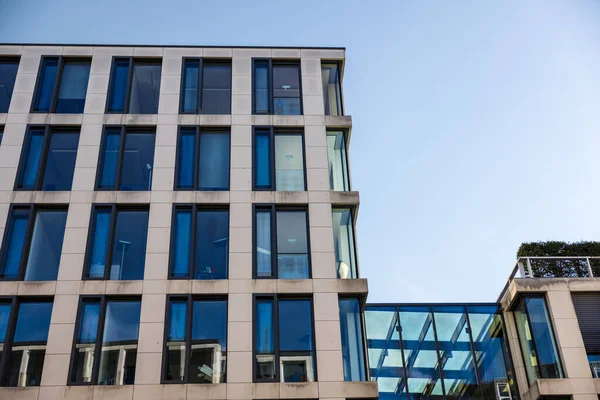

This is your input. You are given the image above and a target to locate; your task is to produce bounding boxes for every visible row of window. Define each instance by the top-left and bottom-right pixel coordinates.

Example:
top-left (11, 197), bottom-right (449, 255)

top-left (0, 295), bottom-right (365, 387)
top-left (0, 205), bottom-right (358, 281)
top-left (8, 125), bottom-right (350, 193)
top-left (0, 57), bottom-right (343, 116)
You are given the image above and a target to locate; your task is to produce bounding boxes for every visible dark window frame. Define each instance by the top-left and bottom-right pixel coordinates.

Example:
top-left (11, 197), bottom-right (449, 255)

top-left (252, 294), bottom-right (317, 383)
top-left (0, 126), bottom-right (4, 145)
top-left (14, 125), bottom-right (80, 191)
top-left (174, 126), bottom-right (231, 191)
top-left (321, 60), bottom-right (344, 116)
top-left (251, 59), bottom-right (303, 115)
top-left (338, 295), bottom-right (369, 381)
top-left (168, 204), bottom-right (230, 279)
top-left (251, 126), bottom-right (307, 191)
top-left (0, 57), bottom-right (20, 113)
top-left (94, 125), bottom-right (156, 191)
top-left (30, 56), bottom-right (91, 113)
top-left (0, 296), bottom-right (54, 387)
top-left (82, 204), bottom-right (149, 281)
top-left (326, 129), bottom-right (351, 191)
top-left (0, 203), bottom-right (68, 281)
top-left (179, 58), bottom-right (232, 114)
top-left (67, 295), bottom-right (142, 386)
top-left (105, 57), bottom-right (162, 114)
top-left (252, 204), bottom-right (312, 279)
top-left (160, 294), bottom-right (229, 384)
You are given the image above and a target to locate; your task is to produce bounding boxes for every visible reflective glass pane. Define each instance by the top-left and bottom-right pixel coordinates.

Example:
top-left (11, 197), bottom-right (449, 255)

top-left (99, 130), bottom-right (121, 189)
top-left (41, 131), bottom-right (79, 190)
top-left (24, 210), bottom-right (67, 281)
top-left (13, 301), bottom-right (52, 343)
top-left (326, 132), bottom-right (350, 191)
top-left (333, 208), bottom-right (357, 279)
top-left (273, 65), bottom-right (301, 115)
top-left (254, 61), bottom-right (269, 113)
top-left (279, 299), bottom-right (314, 382)
top-left (120, 132), bottom-right (155, 191)
top-left (19, 130), bottom-right (44, 189)
top-left (0, 59), bottom-right (19, 113)
top-left (254, 131), bottom-right (271, 189)
top-left (34, 58), bottom-right (58, 112)
top-left (190, 300), bottom-right (227, 383)
top-left (98, 300), bottom-right (141, 385)
top-left (201, 64), bottom-right (231, 114)
top-left (177, 130), bottom-right (195, 189)
top-left (195, 210), bottom-right (228, 279)
top-left (198, 133), bottom-right (229, 190)
top-left (172, 209), bottom-right (191, 278)
top-left (255, 299), bottom-right (275, 380)
top-left (72, 301), bottom-right (100, 383)
top-left (129, 61), bottom-right (161, 114)
top-left (0, 208), bottom-right (30, 279)
top-left (108, 59), bottom-right (129, 112)
top-left (166, 300), bottom-right (187, 381)
top-left (322, 63), bottom-right (342, 116)
top-left (0, 303), bottom-right (11, 343)
top-left (339, 299), bottom-right (366, 381)
top-left (255, 210), bottom-right (272, 277)
top-left (276, 211), bottom-right (308, 279)
top-left (87, 208), bottom-right (111, 278)
top-left (110, 210), bottom-right (149, 280)
top-left (182, 60), bottom-right (199, 113)
top-left (55, 61), bottom-right (90, 113)
top-left (275, 135), bottom-right (304, 191)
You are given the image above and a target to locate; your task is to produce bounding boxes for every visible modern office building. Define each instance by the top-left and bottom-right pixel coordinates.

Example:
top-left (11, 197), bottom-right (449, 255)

top-left (0, 43), bottom-right (597, 400)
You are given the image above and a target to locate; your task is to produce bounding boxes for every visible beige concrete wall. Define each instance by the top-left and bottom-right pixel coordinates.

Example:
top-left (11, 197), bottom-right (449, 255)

top-left (0, 44), bottom-right (373, 400)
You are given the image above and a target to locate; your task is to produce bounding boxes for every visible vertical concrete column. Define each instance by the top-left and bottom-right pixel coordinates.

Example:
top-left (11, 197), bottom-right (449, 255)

top-left (314, 292), bottom-right (344, 384)
top-left (502, 310), bottom-right (529, 394)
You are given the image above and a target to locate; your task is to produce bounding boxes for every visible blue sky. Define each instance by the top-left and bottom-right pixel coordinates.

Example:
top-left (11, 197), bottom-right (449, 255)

top-left (2, 0), bottom-right (599, 303)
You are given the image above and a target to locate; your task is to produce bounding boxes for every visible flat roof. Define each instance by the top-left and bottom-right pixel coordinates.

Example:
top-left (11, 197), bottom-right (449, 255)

top-left (0, 42), bottom-right (345, 50)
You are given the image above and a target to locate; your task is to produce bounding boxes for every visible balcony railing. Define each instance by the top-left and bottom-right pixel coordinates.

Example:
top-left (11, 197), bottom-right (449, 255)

top-left (497, 256), bottom-right (600, 302)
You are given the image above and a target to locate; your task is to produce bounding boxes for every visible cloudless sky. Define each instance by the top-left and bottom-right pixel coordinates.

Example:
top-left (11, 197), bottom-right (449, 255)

top-left (2, 0), bottom-right (600, 303)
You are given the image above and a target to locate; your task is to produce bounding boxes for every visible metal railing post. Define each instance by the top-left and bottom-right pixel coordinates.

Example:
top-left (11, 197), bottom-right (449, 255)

top-left (586, 257), bottom-right (594, 277)
top-left (526, 258), bottom-right (534, 278)
top-left (517, 260), bottom-right (526, 277)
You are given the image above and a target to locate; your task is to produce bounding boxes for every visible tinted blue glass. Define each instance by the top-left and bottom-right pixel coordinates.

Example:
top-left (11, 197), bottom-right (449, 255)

top-left (41, 132), bottom-right (79, 190)
top-left (182, 60), bottom-right (199, 113)
top-left (172, 209), bottom-right (191, 277)
top-left (195, 210), bottom-right (228, 279)
top-left (88, 209), bottom-right (111, 278)
top-left (78, 301), bottom-right (100, 343)
top-left (109, 210), bottom-right (149, 280)
top-left (108, 59), bottom-right (129, 112)
top-left (192, 300), bottom-right (227, 348)
top-left (99, 130), bottom-right (120, 188)
top-left (24, 210), bottom-right (67, 281)
top-left (102, 301), bottom-right (141, 343)
top-left (120, 132), bottom-right (155, 191)
top-left (273, 65), bottom-right (301, 115)
top-left (279, 299), bottom-right (313, 351)
top-left (129, 62), bottom-right (161, 114)
top-left (0, 304), bottom-right (11, 343)
top-left (34, 58), bottom-right (58, 112)
top-left (254, 61), bottom-right (269, 113)
top-left (55, 61), bottom-right (90, 113)
top-left (277, 211), bottom-right (309, 279)
top-left (525, 297), bottom-right (563, 378)
top-left (19, 130), bottom-right (44, 189)
top-left (0, 60), bottom-right (19, 113)
top-left (13, 301), bottom-right (52, 343)
top-left (201, 64), bottom-right (231, 114)
top-left (256, 299), bottom-right (273, 353)
top-left (1, 209), bottom-right (29, 279)
top-left (169, 300), bottom-right (187, 341)
top-left (198, 133), bottom-right (229, 190)
top-left (255, 211), bottom-right (272, 277)
top-left (255, 132), bottom-right (271, 188)
top-left (177, 130), bottom-right (195, 189)
top-left (339, 299), bottom-right (366, 381)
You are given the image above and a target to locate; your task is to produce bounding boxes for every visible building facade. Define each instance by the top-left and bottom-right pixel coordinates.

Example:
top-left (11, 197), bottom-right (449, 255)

top-left (0, 44), bottom-right (376, 400)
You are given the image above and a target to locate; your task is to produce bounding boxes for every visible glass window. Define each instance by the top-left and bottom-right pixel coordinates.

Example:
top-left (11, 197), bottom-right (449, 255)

top-left (97, 127), bottom-right (155, 191)
top-left (0, 208), bottom-right (30, 279)
top-left (0, 58), bottom-right (19, 113)
top-left (55, 60), bottom-right (91, 113)
top-left (254, 130), bottom-right (271, 189)
top-left (169, 206), bottom-right (229, 279)
top-left (176, 130), bottom-right (195, 189)
top-left (163, 297), bottom-right (227, 384)
top-left (333, 208), bottom-right (357, 279)
top-left (326, 131), bottom-right (350, 191)
top-left (255, 299), bottom-right (275, 380)
top-left (253, 128), bottom-right (305, 191)
top-left (3, 300), bottom-right (52, 387)
top-left (181, 59), bottom-right (200, 113)
top-left (71, 300), bottom-right (100, 383)
top-left (32, 58), bottom-right (58, 112)
top-left (84, 206), bottom-right (149, 280)
top-left (0, 302), bottom-right (11, 359)
top-left (273, 64), bottom-right (301, 115)
top-left (17, 128), bottom-right (44, 189)
top-left (255, 210), bottom-right (272, 278)
top-left (129, 61), bottom-right (161, 114)
top-left (339, 298), bottom-right (366, 381)
top-left (322, 63), bottom-right (343, 115)
top-left (201, 63), bottom-right (231, 114)
top-left (514, 296), bottom-right (564, 383)
top-left (253, 60), bottom-right (269, 114)
top-left (107, 59), bottom-right (130, 112)
top-left (0, 126), bottom-right (3, 145)
top-left (276, 211), bottom-right (309, 279)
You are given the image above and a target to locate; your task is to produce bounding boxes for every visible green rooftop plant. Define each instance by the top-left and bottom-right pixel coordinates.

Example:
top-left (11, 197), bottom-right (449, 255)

top-left (517, 241), bottom-right (600, 277)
